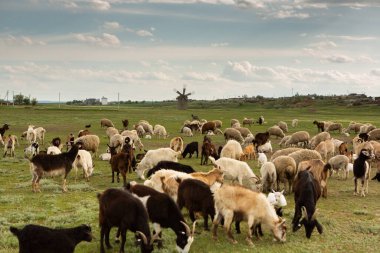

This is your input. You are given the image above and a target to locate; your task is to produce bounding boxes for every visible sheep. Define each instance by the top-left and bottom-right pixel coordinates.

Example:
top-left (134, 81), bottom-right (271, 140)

top-left (212, 120), bottom-right (223, 129)
top-left (325, 123), bottom-right (342, 133)
top-left (243, 135), bottom-right (255, 146)
top-left (177, 179), bottom-right (215, 231)
top-left (327, 155), bottom-right (350, 180)
top-left (257, 140), bottom-right (272, 153)
top-left (100, 118), bottom-right (114, 128)
top-left (309, 132), bottom-right (331, 149)
top-left (234, 127), bottom-right (252, 138)
top-left (182, 142), bottom-right (198, 158)
top-left (285, 131), bottom-right (310, 148)
top-left (74, 135), bottom-right (100, 157)
top-left (181, 126), bottom-right (193, 137)
top-left (106, 127), bottom-right (119, 139)
top-left (220, 139), bottom-right (244, 160)
top-left (153, 124), bottom-right (168, 139)
top-left (298, 159), bottom-right (331, 198)
top-left (270, 147), bottom-right (301, 161)
top-left (138, 121), bottom-right (154, 135)
top-left (97, 188), bottom-right (154, 253)
top-left (277, 121), bottom-right (288, 133)
top-left (10, 224), bottom-right (93, 253)
top-left (73, 149), bottom-right (94, 181)
top-left (121, 130), bottom-right (144, 150)
top-left (230, 119), bottom-right (239, 127)
top-left (201, 122), bottom-right (216, 134)
top-left (136, 147), bottom-right (181, 179)
top-left (99, 152), bottom-right (111, 161)
top-left (359, 123), bottom-right (376, 134)
top-left (353, 149), bottom-right (374, 197)
top-left (346, 122), bottom-right (363, 133)
top-left (260, 162), bottom-right (277, 192)
top-left (279, 136), bottom-right (291, 147)
top-left (314, 139), bottom-right (335, 162)
top-left (242, 118), bottom-right (254, 127)
top-left (288, 149), bottom-right (322, 168)
top-left (212, 184), bottom-right (286, 245)
top-left (231, 122), bottom-right (241, 128)
top-left (272, 155), bottom-right (297, 194)
top-left (78, 129), bottom-right (90, 137)
top-left (30, 144), bottom-right (79, 192)
top-left (257, 152), bottom-right (268, 167)
top-left (367, 128), bottom-right (380, 141)
top-left (267, 125), bottom-right (285, 139)
top-left (292, 119), bottom-right (299, 128)
top-left (223, 128), bottom-right (244, 143)
top-left (170, 137), bottom-right (184, 153)
top-left (209, 157), bottom-right (260, 189)
top-left (47, 145), bottom-right (62, 155)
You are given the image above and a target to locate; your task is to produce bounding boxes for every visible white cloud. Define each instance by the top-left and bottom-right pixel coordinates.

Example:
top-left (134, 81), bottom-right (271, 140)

top-left (90, 0), bottom-right (111, 10)
top-left (317, 34), bottom-right (377, 41)
top-left (323, 54), bottom-right (354, 63)
top-left (74, 33), bottom-right (121, 47)
top-left (211, 42), bottom-right (229, 47)
top-left (1, 35), bottom-right (46, 46)
top-left (103, 21), bottom-right (121, 30)
top-left (136, 30), bottom-right (154, 37)
top-left (182, 72), bottom-right (219, 81)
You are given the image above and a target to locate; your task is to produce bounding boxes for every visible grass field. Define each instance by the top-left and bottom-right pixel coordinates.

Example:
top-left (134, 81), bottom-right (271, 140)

top-left (1, 102), bottom-right (380, 253)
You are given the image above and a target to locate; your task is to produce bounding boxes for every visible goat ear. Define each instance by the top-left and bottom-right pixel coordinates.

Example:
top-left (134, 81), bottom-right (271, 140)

top-left (280, 190), bottom-right (284, 194)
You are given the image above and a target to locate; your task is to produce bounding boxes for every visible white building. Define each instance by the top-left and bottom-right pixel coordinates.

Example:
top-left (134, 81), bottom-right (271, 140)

top-left (101, 96), bottom-right (108, 105)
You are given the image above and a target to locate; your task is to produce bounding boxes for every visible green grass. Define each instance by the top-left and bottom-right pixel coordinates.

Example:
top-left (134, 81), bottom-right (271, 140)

top-left (1, 103), bottom-right (380, 253)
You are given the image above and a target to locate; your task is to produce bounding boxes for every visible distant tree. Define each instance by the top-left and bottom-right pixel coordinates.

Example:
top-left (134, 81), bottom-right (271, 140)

top-left (31, 98), bottom-right (37, 106)
top-left (14, 94), bottom-right (24, 105)
top-left (23, 97), bottom-right (30, 105)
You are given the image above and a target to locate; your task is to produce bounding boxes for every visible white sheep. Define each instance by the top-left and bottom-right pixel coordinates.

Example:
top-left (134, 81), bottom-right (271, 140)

top-left (278, 136), bottom-right (291, 147)
top-left (74, 135), bottom-right (100, 157)
top-left (220, 139), bottom-right (244, 160)
top-left (257, 140), bottom-right (273, 153)
top-left (327, 155), bottom-right (350, 180)
top-left (136, 147), bottom-right (182, 179)
top-left (288, 149), bottom-right (322, 168)
top-left (272, 155), bottom-right (297, 193)
top-left (230, 119), bottom-right (240, 127)
top-left (145, 134), bottom-right (152, 139)
top-left (309, 132), bottom-right (331, 149)
top-left (267, 190), bottom-right (287, 208)
top-left (285, 131), bottom-right (310, 148)
top-left (270, 147), bottom-right (301, 161)
top-left (73, 149), bottom-right (94, 181)
top-left (257, 152), bottom-right (268, 166)
top-left (135, 125), bottom-right (145, 138)
top-left (138, 121), bottom-right (154, 135)
top-left (267, 125), bottom-right (285, 139)
top-left (209, 156), bottom-right (260, 189)
top-left (99, 152), bottom-right (111, 161)
top-left (153, 124), bottom-right (168, 139)
top-left (277, 121), bottom-right (288, 133)
top-left (368, 128), bottom-right (380, 141)
top-left (291, 119), bottom-right (298, 128)
top-left (234, 127), bottom-right (252, 138)
top-left (224, 128), bottom-right (244, 143)
top-left (47, 146), bottom-right (61, 155)
top-left (181, 126), bottom-right (193, 137)
top-left (106, 127), bottom-right (119, 139)
top-left (231, 122), bottom-right (241, 128)
top-left (260, 162), bottom-right (277, 192)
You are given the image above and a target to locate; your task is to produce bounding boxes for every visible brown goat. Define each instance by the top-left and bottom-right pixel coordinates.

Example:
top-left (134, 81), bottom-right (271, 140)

top-left (190, 166), bottom-right (224, 186)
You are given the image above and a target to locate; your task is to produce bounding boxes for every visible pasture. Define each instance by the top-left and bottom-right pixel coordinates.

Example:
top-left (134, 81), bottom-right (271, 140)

top-left (1, 102), bottom-right (380, 253)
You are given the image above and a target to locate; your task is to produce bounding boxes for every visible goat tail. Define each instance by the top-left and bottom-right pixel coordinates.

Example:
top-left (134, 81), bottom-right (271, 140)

top-left (9, 226), bottom-right (20, 237)
top-left (208, 156), bottom-right (217, 166)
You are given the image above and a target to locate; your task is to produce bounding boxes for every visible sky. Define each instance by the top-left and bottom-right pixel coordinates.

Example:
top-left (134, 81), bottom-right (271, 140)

top-left (1, 0), bottom-right (380, 102)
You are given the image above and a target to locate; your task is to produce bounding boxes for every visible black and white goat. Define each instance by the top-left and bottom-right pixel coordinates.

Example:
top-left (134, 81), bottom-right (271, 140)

top-left (146, 161), bottom-right (195, 178)
top-left (354, 149), bottom-right (374, 197)
top-left (29, 144), bottom-right (79, 192)
top-left (24, 142), bottom-right (39, 158)
top-left (10, 224), bottom-right (92, 253)
top-left (124, 182), bottom-right (196, 253)
top-left (97, 188), bottom-right (154, 253)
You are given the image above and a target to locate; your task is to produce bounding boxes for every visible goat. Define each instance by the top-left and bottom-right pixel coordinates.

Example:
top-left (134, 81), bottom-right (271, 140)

top-left (298, 159), bottom-right (332, 198)
top-left (0, 123), bottom-right (9, 137)
top-left (10, 224), bottom-right (92, 253)
top-left (97, 188), bottom-right (154, 253)
top-left (24, 142), bottom-right (39, 158)
top-left (29, 144), bottom-right (79, 192)
top-left (292, 169), bottom-right (323, 238)
top-left (353, 149), bottom-right (374, 197)
top-left (108, 144), bottom-right (132, 186)
top-left (182, 141), bottom-right (198, 158)
top-left (253, 132), bottom-right (270, 152)
top-left (125, 183), bottom-right (196, 253)
top-left (200, 141), bottom-right (218, 165)
top-left (313, 120), bottom-right (324, 132)
top-left (3, 134), bottom-right (16, 157)
top-left (122, 119), bottom-right (129, 129)
top-left (190, 166), bottom-right (224, 186)
top-left (146, 161), bottom-right (195, 178)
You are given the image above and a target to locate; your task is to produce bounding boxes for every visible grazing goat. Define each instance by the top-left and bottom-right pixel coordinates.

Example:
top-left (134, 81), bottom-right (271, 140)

top-left (122, 119), bottom-right (129, 129)
top-left (146, 161), bottom-right (195, 178)
top-left (253, 132), bottom-right (270, 151)
top-left (170, 137), bottom-right (184, 152)
top-left (182, 141), bottom-right (198, 158)
top-left (298, 159), bottom-right (331, 198)
top-left (292, 169), bottom-right (323, 238)
top-left (353, 149), bottom-right (374, 197)
top-left (30, 144), bottom-right (79, 192)
top-left (177, 178), bottom-right (215, 231)
top-left (125, 183), bottom-right (196, 253)
top-left (10, 224), bottom-right (92, 253)
top-left (313, 120), bottom-right (324, 132)
top-left (0, 123), bottom-right (9, 137)
top-left (212, 184), bottom-right (286, 245)
top-left (97, 188), bottom-right (154, 253)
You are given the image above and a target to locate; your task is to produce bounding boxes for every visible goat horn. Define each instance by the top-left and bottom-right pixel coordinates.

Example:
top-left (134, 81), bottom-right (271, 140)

top-left (301, 206), bottom-right (308, 221)
top-left (180, 221), bottom-right (191, 236)
top-left (191, 221), bottom-right (197, 236)
top-left (136, 231), bottom-right (148, 245)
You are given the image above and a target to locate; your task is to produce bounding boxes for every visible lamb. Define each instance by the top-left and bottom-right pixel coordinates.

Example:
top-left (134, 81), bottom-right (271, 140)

top-left (367, 128), bottom-right (380, 141)
top-left (212, 184), bottom-right (286, 245)
top-left (181, 126), bottom-right (193, 137)
top-left (47, 145), bottom-right (62, 155)
top-left (10, 224), bottom-right (93, 253)
top-left (154, 124), bottom-right (168, 139)
top-left (277, 121), bottom-right (288, 133)
top-left (230, 119), bottom-right (239, 127)
top-left (73, 149), bottom-right (94, 181)
top-left (288, 149), bottom-right (322, 168)
top-left (353, 149), bottom-right (374, 197)
top-left (242, 118), bottom-right (254, 127)
top-left (267, 125), bottom-right (285, 139)
top-left (106, 127), bottom-right (119, 139)
top-left (298, 159), bottom-right (332, 198)
top-left (100, 118), bottom-right (114, 128)
top-left (223, 128), bottom-right (244, 143)
top-left (74, 135), bottom-right (100, 156)
top-left (292, 119), bottom-right (299, 128)
top-left (209, 156), bottom-right (261, 189)
top-left (270, 147), bottom-right (301, 161)
top-left (309, 132), bottom-right (331, 149)
top-left (257, 140), bottom-right (272, 153)
top-left (29, 144), bottom-right (79, 192)
top-left (136, 147), bottom-right (181, 179)
top-left (220, 139), bottom-right (244, 160)
top-left (325, 123), bottom-right (342, 133)
top-left (314, 139), bottom-right (335, 162)
top-left (182, 141), bottom-right (198, 158)
top-left (260, 162), bottom-right (277, 192)
top-left (272, 156), bottom-right (297, 194)
top-left (170, 137), bottom-right (184, 152)
top-left (234, 127), bottom-right (252, 138)
top-left (327, 155), bottom-right (350, 179)
top-left (285, 131), bottom-right (310, 148)
top-left (257, 152), bottom-right (268, 167)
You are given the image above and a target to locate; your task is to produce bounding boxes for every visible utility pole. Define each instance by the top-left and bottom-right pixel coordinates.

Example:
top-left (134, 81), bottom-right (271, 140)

top-left (12, 91), bottom-right (14, 106)
top-left (117, 92), bottom-right (120, 111)
top-left (59, 92), bottom-right (61, 108)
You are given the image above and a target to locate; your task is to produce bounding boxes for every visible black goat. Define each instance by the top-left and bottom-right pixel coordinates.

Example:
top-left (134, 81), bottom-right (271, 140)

top-left (146, 161), bottom-right (195, 178)
top-left (0, 123), bottom-right (9, 137)
top-left (10, 224), bottom-right (92, 253)
top-left (98, 188), bottom-right (154, 253)
top-left (358, 133), bottom-right (369, 142)
top-left (292, 169), bottom-right (323, 238)
top-left (30, 144), bottom-right (79, 192)
top-left (85, 124), bottom-right (91, 128)
top-left (122, 119), bottom-right (129, 129)
top-left (177, 179), bottom-right (215, 231)
top-left (313, 120), bottom-right (324, 132)
top-left (182, 142), bottom-right (199, 158)
top-left (52, 137), bottom-right (61, 147)
top-left (353, 149), bottom-right (373, 196)
top-left (124, 183), bottom-right (195, 252)
top-left (253, 132), bottom-right (270, 151)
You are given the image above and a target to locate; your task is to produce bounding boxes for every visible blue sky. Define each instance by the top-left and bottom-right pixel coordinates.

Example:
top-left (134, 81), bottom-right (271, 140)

top-left (1, 0), bottom-right (380, 101)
